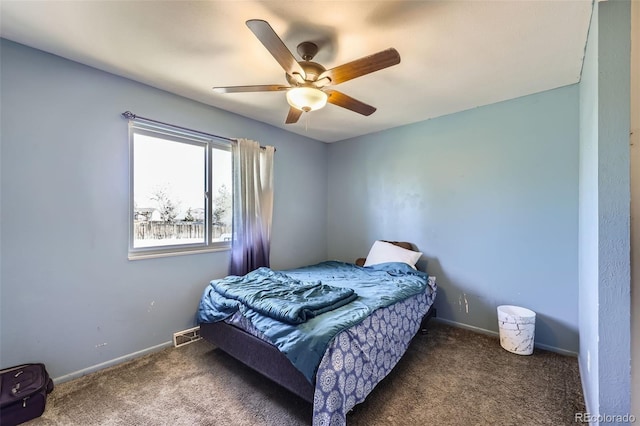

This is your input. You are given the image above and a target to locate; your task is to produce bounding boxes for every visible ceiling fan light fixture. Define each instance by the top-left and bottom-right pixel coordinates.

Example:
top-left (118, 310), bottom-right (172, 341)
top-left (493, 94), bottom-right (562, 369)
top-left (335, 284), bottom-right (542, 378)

top-left (286, 87), bottom-right (328, 112)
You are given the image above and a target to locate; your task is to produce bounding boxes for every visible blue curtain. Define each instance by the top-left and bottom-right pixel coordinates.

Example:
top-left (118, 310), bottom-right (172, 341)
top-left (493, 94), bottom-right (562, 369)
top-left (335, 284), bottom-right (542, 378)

top-left (229, 138), bottom-right (275, 276)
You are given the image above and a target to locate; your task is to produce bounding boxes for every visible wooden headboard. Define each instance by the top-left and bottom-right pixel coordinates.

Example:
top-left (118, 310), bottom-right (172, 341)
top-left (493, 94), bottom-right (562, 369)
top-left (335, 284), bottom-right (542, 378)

top-left (355, 240), bottom-right (416, 266)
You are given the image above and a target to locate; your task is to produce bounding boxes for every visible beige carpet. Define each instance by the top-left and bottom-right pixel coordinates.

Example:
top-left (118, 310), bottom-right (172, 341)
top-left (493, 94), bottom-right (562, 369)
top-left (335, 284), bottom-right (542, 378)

top-left (29, 322), bottom-right (584, 425)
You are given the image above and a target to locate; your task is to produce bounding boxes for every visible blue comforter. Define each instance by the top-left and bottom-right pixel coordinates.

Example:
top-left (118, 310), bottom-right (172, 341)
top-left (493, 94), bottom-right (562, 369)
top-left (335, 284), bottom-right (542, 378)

top-left (197, 261), bottom-right (433, 383)
top-left (208, 267), bottom-right (357, 324)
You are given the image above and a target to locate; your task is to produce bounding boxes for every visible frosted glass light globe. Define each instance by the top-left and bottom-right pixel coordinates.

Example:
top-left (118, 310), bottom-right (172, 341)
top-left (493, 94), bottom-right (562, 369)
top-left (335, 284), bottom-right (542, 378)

top-left (286, 87), bottom-right (328, 112)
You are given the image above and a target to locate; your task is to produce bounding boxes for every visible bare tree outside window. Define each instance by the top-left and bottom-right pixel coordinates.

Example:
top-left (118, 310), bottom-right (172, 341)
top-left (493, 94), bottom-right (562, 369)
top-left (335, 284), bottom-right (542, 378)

top-left (212, 184), bottom-right (231, 227)
top-left (184, 208), bottom-right (195, 222)
top-left (150, 187), bottom-right (180, 224)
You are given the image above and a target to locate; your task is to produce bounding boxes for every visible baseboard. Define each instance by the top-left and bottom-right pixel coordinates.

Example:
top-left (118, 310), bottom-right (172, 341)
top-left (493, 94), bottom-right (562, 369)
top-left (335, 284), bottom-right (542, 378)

top-left (433, 317), bottom-right (499, 338)
top-left (53, 340), bottom-right (173, 384)
top-left (433, 317), bottom-right (579, 357)
top-left (577, 355), bottom-right (594, 423)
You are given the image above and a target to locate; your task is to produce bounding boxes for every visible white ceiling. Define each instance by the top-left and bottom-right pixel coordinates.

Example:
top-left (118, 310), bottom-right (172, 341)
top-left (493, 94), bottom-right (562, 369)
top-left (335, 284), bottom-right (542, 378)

top-left (0, 0), bottom-right (593, 143)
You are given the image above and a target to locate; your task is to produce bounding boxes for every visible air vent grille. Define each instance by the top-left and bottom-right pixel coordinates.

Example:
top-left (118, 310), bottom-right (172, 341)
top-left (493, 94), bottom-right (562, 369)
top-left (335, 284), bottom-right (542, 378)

top-left (173, 326), bottom-right (201, 347)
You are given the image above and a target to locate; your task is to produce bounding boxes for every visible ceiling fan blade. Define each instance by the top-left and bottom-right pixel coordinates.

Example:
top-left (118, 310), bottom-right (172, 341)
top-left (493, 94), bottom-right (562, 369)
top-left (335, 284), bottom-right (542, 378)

top-left (213, 85), bottom-right (289, 94)
top-left (325, 90), bottom-right (376, 116)
top-left (285, 106), bottom-right (303, 124)
top-left (318, 48), bottom-right (400, 85)
top-left (246, 19), bottom-right (306, 80)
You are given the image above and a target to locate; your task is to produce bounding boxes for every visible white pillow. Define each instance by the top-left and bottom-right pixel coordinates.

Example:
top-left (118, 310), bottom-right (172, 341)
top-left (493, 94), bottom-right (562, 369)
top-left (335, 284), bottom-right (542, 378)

top-left (363, 240), bottom-right (422, 269)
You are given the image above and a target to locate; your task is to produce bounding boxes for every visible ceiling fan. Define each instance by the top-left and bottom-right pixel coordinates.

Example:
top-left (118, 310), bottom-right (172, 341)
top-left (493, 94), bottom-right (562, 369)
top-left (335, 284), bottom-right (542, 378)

top-left (213, 19), bottom-right (401, 124)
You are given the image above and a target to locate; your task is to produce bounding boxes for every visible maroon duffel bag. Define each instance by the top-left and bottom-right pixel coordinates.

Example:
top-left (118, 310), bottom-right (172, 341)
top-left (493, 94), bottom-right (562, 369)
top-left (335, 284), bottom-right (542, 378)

top-left (0, 363), bottom-right (54, 425)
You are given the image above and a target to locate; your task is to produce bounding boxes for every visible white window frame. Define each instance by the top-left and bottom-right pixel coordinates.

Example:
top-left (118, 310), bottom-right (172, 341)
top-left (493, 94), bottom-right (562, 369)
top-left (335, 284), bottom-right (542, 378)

top-left (128, 121), bottom-right (231, 260)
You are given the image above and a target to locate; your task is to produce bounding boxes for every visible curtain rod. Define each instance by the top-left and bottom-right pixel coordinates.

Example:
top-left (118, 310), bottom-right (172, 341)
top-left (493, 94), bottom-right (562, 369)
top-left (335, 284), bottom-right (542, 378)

top-left (121, 111), bottom-right (274, 151)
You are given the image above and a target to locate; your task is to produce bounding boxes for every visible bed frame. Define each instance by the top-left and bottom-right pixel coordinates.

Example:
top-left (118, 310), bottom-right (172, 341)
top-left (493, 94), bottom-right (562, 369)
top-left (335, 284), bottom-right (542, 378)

top-left (199, 241), bottom-right (436, 403)
top-left (199, 305), bottom-right (436, 403)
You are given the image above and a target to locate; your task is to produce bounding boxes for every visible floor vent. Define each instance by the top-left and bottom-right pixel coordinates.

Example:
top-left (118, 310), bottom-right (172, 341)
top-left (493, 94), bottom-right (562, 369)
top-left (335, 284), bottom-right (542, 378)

top-left (173, 326), bottom-right (202, 348)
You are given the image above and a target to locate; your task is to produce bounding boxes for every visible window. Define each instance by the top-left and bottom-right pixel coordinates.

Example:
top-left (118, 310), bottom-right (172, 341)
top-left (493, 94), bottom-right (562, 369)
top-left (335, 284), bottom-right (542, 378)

top-left (129, 122), bottom-right (232, 259)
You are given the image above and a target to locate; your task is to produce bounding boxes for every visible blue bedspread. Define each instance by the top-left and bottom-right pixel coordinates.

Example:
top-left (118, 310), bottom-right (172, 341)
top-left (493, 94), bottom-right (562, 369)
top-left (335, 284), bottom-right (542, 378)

top-left (197, 261), bottom-right (433, 383)
top-left (208, 267), bottom-right (357, 324)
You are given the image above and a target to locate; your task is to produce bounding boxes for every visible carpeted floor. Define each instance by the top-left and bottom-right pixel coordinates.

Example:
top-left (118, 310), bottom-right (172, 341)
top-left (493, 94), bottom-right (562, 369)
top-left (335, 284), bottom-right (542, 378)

top-left (29, 322), bottom-right (584, 425)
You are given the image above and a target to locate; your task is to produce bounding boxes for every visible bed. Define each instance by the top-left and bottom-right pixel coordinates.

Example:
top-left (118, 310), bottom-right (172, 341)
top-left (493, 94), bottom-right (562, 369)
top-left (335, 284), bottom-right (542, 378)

top-left (197, 241), bottom-right (437, 425)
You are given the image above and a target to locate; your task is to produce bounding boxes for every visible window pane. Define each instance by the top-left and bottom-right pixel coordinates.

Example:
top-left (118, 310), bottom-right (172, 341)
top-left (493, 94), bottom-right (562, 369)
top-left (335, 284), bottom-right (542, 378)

top-left (133, 133), bottom-right (205, 248)
top-left (211, 148), bottom-right (232, 242)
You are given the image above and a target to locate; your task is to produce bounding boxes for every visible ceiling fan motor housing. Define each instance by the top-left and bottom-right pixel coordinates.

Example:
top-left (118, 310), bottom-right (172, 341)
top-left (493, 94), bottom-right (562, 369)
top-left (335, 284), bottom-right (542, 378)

top-left (286, 61), bottom-right (326, 85)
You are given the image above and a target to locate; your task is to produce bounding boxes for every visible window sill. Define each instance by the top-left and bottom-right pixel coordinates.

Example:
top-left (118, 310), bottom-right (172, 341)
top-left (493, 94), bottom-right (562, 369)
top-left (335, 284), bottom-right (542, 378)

top-left (128, 244), bottom-right (231, 261)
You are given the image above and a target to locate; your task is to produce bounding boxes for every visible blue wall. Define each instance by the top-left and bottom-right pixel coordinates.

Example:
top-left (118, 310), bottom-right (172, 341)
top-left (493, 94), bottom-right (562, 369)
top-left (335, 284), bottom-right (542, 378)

top-left (0, 39), bottom-right (328, 381)
top-left (327, 85), bottom-right (580, 353)
top-left (578, 0), bottom-right (631, 417)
